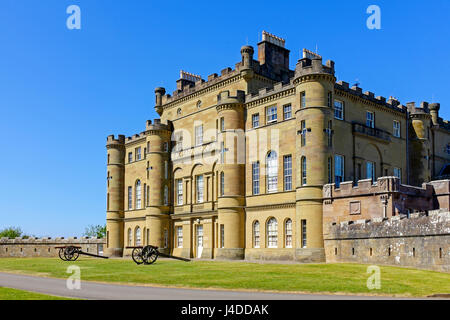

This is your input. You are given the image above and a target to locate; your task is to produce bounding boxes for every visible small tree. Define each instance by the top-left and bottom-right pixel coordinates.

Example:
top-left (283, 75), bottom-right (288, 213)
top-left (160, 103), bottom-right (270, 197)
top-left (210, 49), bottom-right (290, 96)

top-left (83, 224), bottom-right (106, 238)
top-left (0, 227), bottom-right (23, 238)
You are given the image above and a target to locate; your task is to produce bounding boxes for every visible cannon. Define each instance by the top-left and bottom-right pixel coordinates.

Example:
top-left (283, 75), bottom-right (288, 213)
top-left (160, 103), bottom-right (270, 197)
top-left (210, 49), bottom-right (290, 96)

top-left (56, 246), bottom-right (109, 261)
top-left (126, 245), bottom-right (190, 265)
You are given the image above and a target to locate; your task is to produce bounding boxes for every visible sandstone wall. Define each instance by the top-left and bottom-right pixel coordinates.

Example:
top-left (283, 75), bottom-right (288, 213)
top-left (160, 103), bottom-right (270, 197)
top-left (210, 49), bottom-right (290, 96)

top-left (324, 210), bottom-right (450, 272)
top-left (0, 237), bottom-right (106, 258)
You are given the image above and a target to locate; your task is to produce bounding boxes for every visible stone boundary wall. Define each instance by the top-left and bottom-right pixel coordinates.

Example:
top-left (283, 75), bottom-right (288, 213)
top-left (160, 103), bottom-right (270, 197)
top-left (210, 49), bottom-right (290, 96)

top-left (0, 237), bottom-right (106, 258)
top-left (324, 210), bottom-right (450, 272)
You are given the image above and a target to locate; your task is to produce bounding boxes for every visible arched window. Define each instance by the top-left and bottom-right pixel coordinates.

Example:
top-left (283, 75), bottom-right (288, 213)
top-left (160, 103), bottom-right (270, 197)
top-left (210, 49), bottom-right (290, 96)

top-left (267, 218), bottom-right (278, 248)
top-left (135, 227), bottom-right (141, 246)
top-left (285, 219), bottom-right (293, 248)
top-left (127, 228), bottom-right (132, 246)
top-left (301, 157), bottom-right (307, 186)
top-left (135, 180), bottom-right (142, 209)
top-left (164, 185), bottom-right (169, 205)
top-left (253, 221), bottom-right (260, 248)
top-left (267, 151), bottom-right (278, 192)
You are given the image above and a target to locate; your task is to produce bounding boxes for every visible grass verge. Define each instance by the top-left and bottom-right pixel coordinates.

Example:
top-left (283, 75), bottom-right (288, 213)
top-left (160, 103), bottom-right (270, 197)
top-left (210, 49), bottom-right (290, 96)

top-left (0, 258), bottom-right (448, 297)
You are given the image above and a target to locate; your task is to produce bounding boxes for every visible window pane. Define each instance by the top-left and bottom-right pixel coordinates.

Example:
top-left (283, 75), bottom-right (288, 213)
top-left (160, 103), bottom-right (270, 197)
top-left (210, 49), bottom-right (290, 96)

top-left (267, 151), bottom-right (278, 192)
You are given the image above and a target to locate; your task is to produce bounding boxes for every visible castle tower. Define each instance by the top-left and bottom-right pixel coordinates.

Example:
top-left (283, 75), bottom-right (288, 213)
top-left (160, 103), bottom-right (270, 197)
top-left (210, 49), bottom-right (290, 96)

top-left (145, 117), bottom-right (172, 253)
top-left (215, 90), bottom-right (246, 260)
top-left (408, 102), bottom-right (432, 185)
top-left (293, 50), bottom-right (336, 262)
top-left (105, 134), bottom-right (125, 257)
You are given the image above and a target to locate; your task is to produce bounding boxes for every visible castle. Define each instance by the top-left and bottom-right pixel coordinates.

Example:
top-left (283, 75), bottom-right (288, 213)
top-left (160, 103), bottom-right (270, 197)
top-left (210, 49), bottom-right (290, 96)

top-left (105, 31), bottom-right (450, 268)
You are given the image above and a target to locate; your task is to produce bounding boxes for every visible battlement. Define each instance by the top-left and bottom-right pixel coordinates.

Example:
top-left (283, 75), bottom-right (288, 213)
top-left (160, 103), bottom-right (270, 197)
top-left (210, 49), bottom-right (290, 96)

top-left (245, 81), bottom-right (294, 103)
top-left (106, 134), bottom-right (125, 145)
top-left (323, 176), bottom-right (436, 199)
top-left (335, 81), bottom-right (404, 113)
top-left (331, 209), bottom-right (450, 228)
top-left (407, 101), bottom-right (432, 114)
top-left (0, 236), bottom-right (105, 243)
top-left (217, 90), bottom-right (246, 105)
top-left (162, 66), bottom-right (239, 106)
top-left (294, 49), bottom-right (335, 78)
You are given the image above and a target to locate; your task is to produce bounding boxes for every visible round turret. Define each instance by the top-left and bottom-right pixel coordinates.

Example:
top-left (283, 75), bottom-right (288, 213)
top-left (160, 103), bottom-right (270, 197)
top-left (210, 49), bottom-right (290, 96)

top-left (105, 134), bottom-right (126, 257)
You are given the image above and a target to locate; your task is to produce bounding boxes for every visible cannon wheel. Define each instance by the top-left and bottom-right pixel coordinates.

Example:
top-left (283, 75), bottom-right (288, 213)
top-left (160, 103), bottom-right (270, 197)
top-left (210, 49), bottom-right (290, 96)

top-left (64, 246), bottom-right (80, 261)
top-left (131, 248), bottom-right (144, 265)
top-left (58, 248), bottom-right (68, 261)
top-left (142, 246), bottom-right (159, 265)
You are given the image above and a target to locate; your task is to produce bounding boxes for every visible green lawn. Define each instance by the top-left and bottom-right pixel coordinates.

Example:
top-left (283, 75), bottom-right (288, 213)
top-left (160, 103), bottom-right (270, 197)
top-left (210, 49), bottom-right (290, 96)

top-left (0, 287), bottom-right (76, 300)
top-left (0, 258), bottom-right (448, 297)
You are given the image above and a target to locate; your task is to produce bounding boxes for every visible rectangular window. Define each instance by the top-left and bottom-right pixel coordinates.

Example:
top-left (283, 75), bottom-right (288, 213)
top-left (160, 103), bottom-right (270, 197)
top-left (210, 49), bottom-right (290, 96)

top-left (252, 113), bottom-right (260, 128)
top-left (266, 106), bottom-right (277, 123)
top-left (335, 155), bottom-right (344, 187)
top-left (164, 161), bottom-right (168, 179)
top-left (163, 142), bottom-right (169, 152)
top-left (394, 167), bottom-right (402, 180)
top-left (220, 225), bottom-right (224, 248)
top-left (301, 220), bottom-right (307, 248)
top-left (220, 172), bottom-right (225, 196)
top-left (334, 100), bottom-right (344, 120)
top-left (136, 147), bottom-right (141, 161)
top-left (176, 179), bottom-right (183, 205)
top-left (328, 157), bottom-right (332, 184)
top-left (220, 117), bottom-right (225, 132)
top-left (252, 162), bottom-right (260, 195)
top-left (284, 155), bottom-right (292, 191)
top-left (300, 91), bottom-right (306, 108)
top-left (128, 152), bottom-right (133, 163)
top-left (128, 186), bottom-right (132, 210)
top-left (366, 161), bottom-right (375, 182)
top-left (196, 175), bottom-right (204, 203)
top-left (301, 120), bottom-right (306, 146)
top-left (283, 104), bottom-right (292, 120)
top-left (326, 120), bottom-right (333, 147)
top-left (366, 111), bottom-right (375, 128)
top-left (176, 227), bottom-right (183, 248)
top-left (301, 157), bottom-right (307, 186)
top-left (174, 132), bottom-right (183, 152)
top-left (328, 91), bottom-right (332, 107)
top-left (393, 120), bottom-right (401, 138)
top-left (147, 142), bottom-right (150, 153)
top-left (195, 125), bottom-right (203, 146)
top-left (220, 142), bottom-right (225, 164)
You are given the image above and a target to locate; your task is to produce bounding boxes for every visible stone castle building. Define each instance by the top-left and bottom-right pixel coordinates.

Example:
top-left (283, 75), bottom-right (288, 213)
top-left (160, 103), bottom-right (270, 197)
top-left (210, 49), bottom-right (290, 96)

top-left (105, 31), bottom-right (450, 266)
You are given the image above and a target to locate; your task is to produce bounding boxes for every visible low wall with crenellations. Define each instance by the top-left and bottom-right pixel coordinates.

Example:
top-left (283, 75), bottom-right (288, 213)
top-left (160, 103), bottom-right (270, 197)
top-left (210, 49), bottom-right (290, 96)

top-left (0, 237), bottom-right (106, 258)
top-left (324, 210), bottom-right (450, 272)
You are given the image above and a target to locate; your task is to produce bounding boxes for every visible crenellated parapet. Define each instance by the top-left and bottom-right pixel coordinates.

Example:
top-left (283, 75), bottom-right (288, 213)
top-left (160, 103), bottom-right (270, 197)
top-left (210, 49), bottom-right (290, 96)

top-left (106, 134), bottom-right (125, 150)
top-left (335, 81), bottom-right (405, 114)
top-left (216, 90), bottom-right (245, 112)
top-left (323, 176), bottom-right (437, 200)
top-left (293, 51), bottom-right (335, 84)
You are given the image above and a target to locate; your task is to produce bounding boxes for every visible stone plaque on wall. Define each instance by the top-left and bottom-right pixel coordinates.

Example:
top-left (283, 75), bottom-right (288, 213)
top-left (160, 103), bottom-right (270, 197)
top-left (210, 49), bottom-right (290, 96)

top-left (350, 201), bottom-right (361, 215)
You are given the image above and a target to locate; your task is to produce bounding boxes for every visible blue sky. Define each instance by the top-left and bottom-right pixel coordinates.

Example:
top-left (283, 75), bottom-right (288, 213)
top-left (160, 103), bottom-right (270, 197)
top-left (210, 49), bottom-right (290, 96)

top-left (0, 0), bottom-right (449, 237)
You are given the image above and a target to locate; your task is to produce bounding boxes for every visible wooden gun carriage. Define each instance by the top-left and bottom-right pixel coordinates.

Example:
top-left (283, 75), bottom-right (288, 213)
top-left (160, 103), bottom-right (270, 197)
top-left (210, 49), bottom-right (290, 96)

top-left (56, 246), bottom-right (109, 261)
top-left (126, 245), bottom-right (190, 265)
